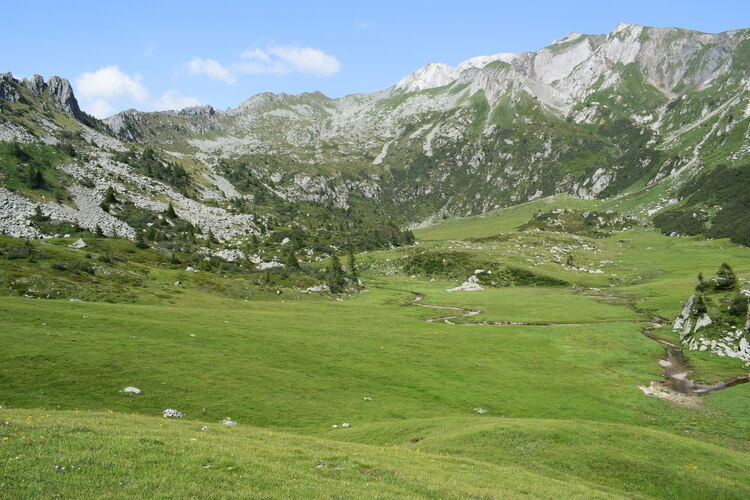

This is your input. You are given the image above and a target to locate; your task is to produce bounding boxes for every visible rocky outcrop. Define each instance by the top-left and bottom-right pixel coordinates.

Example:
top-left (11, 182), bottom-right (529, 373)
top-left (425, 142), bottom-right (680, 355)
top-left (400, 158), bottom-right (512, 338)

top-left (0, 72), bottom-right (21, 102)
top-left (674, 294), bottom-right (750, 366)
top-left (44, 76), bottom-right (84, 119)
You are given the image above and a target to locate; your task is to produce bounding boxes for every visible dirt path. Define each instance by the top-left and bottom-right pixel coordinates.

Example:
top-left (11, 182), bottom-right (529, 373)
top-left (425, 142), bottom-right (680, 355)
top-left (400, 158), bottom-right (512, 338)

top-left (407, 291), bottom-right (749, 397)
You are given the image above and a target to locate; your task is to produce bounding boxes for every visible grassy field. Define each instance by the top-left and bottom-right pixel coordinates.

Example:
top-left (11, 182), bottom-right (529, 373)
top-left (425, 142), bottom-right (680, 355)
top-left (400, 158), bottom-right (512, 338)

top-left (2, 197), bottom-right (750, 498)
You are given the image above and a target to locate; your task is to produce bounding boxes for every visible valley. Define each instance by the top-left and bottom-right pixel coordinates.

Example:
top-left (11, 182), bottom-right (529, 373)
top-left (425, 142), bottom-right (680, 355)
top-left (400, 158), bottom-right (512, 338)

top-left (2, 19), bottom-right (750, 499)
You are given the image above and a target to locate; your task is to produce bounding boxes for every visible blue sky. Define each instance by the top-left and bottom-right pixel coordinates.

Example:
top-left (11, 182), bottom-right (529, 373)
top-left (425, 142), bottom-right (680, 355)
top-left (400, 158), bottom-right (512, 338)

top-left (3, 0), bottom-right (749, 117)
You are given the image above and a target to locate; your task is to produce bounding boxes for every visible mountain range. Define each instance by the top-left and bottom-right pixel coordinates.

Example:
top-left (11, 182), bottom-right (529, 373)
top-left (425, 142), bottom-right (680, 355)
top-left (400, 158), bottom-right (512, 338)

top-left (1, 22), bottom-right (749, 248)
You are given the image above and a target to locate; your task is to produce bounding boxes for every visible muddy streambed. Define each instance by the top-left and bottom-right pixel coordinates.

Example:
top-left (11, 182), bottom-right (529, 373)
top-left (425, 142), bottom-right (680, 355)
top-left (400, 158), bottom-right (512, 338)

top-left (409, 292), bottom-right (749, 396)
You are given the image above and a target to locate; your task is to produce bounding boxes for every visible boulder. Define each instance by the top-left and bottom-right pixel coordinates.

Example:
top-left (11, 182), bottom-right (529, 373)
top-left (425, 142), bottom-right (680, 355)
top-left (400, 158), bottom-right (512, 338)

top-left (69, 238), bottom-right (87, 249)
top-left (122, 386), bottom-right (141, 395)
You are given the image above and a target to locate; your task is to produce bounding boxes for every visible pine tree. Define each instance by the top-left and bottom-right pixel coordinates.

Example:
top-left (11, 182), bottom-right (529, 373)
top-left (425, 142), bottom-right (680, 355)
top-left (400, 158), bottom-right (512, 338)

top-left (327, 253), bottom-right (346, 293)
top-left (715, 262), bottom-right (738, 290)
top-left (32, 205), bottom-right (48, 222)
top-left (104, 186), bottom-right (118, 204)
top-left (285, 248), bottom-right (300, 269)
top-left (95, 224), bottom-right (104, 238)
top-left (27, 167), bottom-right (45, 189)
top-left (165, 202), bottom-right (178, 219)
top-left (696, 272), bottom-right (706, 292)
top-left (692, 294), bottom-right (708, 317)
top-left (134, 230), bottom-right (148, 249)
top-left (347, 247), bottom-right (358, 278)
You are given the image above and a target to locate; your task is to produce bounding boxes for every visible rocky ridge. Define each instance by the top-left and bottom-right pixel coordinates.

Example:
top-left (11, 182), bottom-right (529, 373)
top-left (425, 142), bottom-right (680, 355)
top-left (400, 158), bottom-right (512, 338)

top-left (1, 23), bottom-right (750, 244)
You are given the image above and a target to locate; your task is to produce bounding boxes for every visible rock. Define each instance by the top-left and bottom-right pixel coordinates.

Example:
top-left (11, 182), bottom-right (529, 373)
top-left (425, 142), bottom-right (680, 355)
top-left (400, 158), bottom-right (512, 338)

top-left (474, 408), bottom-right (487, 414)
top-left (122, 387), bottom-right (141, 395)
top-left (221, 417), bottom-right (237, 426)
top-left (447, 281), bottom-right (484, 292)
top-left (69, 238), bottom-right (87, 249)
top-left (341, 423), bottom-right (350, 428)
top-left (693, 314), bottom-right (712, 332)
top-left (163, 408), bottom-right (184, 418)
top-left (45, 76), bottom-right (84, 120)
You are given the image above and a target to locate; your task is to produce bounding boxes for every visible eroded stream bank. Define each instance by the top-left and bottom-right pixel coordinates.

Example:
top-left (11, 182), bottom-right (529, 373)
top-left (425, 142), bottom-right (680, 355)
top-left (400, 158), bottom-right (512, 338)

top-left (407, 292), bottom-right (749, 397)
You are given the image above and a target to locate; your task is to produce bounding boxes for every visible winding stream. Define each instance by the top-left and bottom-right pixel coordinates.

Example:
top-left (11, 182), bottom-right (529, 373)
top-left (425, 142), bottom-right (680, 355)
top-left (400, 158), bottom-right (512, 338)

top-left (408, 292), bottom-right (749, 396)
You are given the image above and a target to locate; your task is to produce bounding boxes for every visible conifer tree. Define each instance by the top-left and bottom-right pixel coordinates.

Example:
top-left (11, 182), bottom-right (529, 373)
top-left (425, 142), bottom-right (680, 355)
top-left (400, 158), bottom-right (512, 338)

top-left (165, 202), bottom-right (178, 219)
top-left (347, 246), bottom-right (358, 278)
top-left (104, 186), bottom-right (118, 204)
top-left (134, 230), bottom-right (148, 249)
top-left (715, 262), bottom-right (737, 290)
top-left (327, 253), bottom-right (346, 293)
top-left (285, 248), bottom-right (300, 269)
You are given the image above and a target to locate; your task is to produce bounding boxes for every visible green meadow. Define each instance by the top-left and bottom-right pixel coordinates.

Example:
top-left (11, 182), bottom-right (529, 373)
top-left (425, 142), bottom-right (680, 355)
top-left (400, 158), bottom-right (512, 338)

top-left (2, 197), bottom-right (750, 498)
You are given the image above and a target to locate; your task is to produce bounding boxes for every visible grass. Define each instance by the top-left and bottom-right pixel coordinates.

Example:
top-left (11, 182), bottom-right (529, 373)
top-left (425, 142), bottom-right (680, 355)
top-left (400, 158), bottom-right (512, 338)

top-left (2, 197), bottom-right (750, 498)
top-left (1, 409), bottom-right (620, 499)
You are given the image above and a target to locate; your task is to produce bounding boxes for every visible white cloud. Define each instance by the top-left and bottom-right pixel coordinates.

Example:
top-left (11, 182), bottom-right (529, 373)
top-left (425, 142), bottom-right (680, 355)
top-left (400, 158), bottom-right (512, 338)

top-left (241, 48), bottom-right (271, 62)
top-left (186, 57), bottom-right (237, 84)
top-left (87, 99), bottom-right (115, 118)
top-left (184, 45), bottom-right (341, 83)
top-left (267, 45), bottom-right (341, 76)
top-left (75, 66), bottom-right (200, 117)
top-left (76, 66), bottom-right (149, 102)
top-left (153, 90), bottom-right (200, 111)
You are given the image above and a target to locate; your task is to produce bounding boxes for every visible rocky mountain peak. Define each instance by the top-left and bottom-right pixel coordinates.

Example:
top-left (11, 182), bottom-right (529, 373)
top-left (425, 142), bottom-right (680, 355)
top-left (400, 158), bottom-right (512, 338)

top-left (395, 62), bottom-right (458, 92)
top-left (1, 73), bottom-right (85, 120)
top-left (45, 76), bottom-right (84, 120)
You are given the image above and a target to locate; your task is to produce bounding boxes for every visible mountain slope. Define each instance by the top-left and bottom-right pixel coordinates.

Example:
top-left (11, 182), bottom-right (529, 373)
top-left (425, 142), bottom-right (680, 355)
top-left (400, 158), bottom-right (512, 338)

top-left (2, 23), bottom-right (750, 247)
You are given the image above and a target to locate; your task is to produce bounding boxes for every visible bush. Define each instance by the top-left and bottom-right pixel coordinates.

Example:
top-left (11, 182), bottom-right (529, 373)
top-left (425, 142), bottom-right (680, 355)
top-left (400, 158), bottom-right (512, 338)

top-left (6, 246), bottom-right (31, 259)
top-left (67, 260), bottom-right (95, 275)
top-left (728, 295), bottom-right (749, 317)
top-left (51, 261), bottom-right (66, 271)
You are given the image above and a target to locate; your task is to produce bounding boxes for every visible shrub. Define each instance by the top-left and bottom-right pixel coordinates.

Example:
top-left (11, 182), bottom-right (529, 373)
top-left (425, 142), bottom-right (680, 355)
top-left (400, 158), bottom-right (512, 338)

top-left (7, 246), bottom-right (31, 259)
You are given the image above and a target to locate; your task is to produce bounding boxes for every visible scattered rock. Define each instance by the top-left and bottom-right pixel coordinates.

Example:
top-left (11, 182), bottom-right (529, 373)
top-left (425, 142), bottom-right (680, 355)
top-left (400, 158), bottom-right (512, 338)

top-left (221, 417), bottom-right (237, 426)
top-left (122, 387), bottom-right (141, 395)
top-left (341, 423), bottom-right (350, 428)
top-left (163, 409), bottom-right (184, 418)
top-left (474, 408), bottom-right (487, 414)
top-left (69, 238), bottom-right (87, 249)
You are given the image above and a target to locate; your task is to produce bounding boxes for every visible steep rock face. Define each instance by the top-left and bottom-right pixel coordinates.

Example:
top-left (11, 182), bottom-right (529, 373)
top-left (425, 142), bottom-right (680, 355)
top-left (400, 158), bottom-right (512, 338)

top-left (0, 72), bottom-right (22, 102)
top-left (14, 74), bottom-right (85, 120)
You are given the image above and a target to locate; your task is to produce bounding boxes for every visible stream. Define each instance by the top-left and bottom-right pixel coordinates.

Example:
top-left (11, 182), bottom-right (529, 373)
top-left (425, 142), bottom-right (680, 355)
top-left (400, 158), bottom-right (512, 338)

top-left (409, 292), bottom-right (749, 396)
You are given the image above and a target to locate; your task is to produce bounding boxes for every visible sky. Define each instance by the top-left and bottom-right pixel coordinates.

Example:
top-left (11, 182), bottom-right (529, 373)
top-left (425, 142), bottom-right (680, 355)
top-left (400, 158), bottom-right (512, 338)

top-left (3, 0), bottom-right (749, 117)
